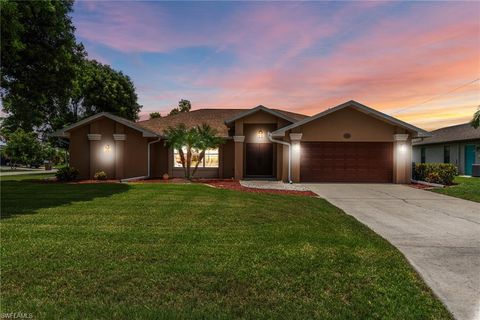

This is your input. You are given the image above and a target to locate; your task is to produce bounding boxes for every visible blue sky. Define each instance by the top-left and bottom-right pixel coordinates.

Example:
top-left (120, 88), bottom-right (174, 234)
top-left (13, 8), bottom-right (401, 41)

top-left (72, 1), bottom-right (480, 129)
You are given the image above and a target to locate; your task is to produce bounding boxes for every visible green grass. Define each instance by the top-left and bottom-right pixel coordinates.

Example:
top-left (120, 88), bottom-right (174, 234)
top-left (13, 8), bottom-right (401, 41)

top-left (0, 168), bottom-right (33, 172)
top-left (1, 172), bottom-right (55, 181)
top-left (432, 176), bottom-right (480, 202)
top-left (1, 176), bottom-right (451, 319)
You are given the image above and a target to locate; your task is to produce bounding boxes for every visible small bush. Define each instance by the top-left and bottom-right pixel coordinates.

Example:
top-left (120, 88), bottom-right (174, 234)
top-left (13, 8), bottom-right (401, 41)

top-left (94, 170), bottom-right (108, 180)
top-left (414, 163), bottom-right (458, 185)
top-left (55, 166), bottom-right (79, 182)
top-left (425, 172), bottom-right (441, 184)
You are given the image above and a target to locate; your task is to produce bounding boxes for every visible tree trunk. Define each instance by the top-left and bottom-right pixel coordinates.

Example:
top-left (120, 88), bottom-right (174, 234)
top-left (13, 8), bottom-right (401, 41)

top-left (178, 148), bottom-right (187, 178)
top-left (191, 150), bottom-right (206, 178)
top-left (186, 147), bottom-right (192, 179)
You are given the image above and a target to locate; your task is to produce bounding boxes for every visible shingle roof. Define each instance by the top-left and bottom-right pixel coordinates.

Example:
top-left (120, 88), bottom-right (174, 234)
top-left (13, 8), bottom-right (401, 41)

top-left (52, 112), bottom-right (158, 138)
top-left (412, 123), bottom-right (480, 146)
top-left (137, 108), bottom-right (307, 137)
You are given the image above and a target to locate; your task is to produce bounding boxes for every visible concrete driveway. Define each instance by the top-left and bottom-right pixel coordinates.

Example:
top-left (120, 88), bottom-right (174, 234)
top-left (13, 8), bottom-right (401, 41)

top-left (303, 183), bottom-right (480, 320)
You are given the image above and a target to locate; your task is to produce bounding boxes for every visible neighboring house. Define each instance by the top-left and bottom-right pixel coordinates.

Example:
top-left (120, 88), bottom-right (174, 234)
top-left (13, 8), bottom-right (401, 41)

top-left (413, 123), bottom-right (480, 175)
top-left (53, 100), bottom-right (429, 183)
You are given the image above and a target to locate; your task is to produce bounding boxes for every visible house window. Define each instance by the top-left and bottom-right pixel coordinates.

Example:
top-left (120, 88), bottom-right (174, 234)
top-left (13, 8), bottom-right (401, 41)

top-left (421, 147), bottom-right (426, 163)
top-left (443, 145), bottom-right (450, 163)
top-left (174, 147), bottom-right (219, 168)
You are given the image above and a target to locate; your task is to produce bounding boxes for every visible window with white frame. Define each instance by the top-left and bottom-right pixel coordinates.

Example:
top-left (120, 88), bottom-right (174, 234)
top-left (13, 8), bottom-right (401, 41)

top-left (174, 147), bottom-right (219, 168)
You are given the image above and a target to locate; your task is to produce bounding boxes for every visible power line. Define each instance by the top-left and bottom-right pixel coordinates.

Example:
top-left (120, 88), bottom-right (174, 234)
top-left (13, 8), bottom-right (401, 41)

top-left (391, 78), bottom-right (480, 115)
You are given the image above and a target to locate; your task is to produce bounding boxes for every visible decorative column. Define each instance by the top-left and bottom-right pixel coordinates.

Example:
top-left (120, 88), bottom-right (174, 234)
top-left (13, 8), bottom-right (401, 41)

top-left (233, 136), bottom-right (245, 180)
top-left (393, 134), bottom-right (411, 184)
top-left (113, 134), bottom-right (126, 179)
top-left (289, 133), bottom-right (302, 182)
top-left (87, 134), bottom-right (101, 179)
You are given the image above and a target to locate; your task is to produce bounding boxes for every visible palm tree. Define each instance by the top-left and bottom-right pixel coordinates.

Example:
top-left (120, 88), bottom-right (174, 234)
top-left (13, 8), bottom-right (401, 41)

top-left (164, 124), bottom-right (193, 178)
top-left (164, 123), bottom-right (223, 179)
top-left (191, 124), bottom-right (223, 178)
top-left (471, 106), bottom-right (480, 129)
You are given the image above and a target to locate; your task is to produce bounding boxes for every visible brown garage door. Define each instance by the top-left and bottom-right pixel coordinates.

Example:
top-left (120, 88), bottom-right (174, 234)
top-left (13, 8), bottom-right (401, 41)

top-left (300, 142), bottom-right (393, 183)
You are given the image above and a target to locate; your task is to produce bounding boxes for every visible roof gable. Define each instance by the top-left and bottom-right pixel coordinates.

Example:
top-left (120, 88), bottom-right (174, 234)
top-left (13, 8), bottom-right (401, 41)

top-left (272, 100), bottom-right (431, 138)
top-left (52, 112), bottom-right (158, 138)
top-left (224, 105), bottom-right (300, 124)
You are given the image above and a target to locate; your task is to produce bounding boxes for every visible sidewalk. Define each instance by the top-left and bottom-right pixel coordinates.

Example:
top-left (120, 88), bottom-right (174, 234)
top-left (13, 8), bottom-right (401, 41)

top-left (0, 168), bottom-right (57, 176)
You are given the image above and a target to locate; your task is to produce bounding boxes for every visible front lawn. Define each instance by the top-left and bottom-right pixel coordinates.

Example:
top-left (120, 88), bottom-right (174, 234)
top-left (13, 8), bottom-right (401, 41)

top-left (0, 172), bottom-right (55, 181)
top-left (433, 176), bottom-right (480, 202)
top-left (1, 176), bottom-right (451, 319)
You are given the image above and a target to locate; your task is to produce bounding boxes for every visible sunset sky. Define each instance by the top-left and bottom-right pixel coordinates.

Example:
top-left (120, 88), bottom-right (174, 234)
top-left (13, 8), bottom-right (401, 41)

top-left (72, 1), bottom-right (480, 130)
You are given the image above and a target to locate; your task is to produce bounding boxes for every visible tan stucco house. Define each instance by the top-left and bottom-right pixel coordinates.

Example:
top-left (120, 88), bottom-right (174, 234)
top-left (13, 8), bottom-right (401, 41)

top-left (53, 100), bottom-right (430, 183)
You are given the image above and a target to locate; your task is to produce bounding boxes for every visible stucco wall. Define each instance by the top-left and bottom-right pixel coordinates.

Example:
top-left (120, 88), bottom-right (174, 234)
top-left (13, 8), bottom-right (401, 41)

top-left (293, 107), bottom-right (408, 141)
top-left (68, 117), bottom-right (150, 180)
top-left (69, 125), bottom-right (90, 179)
top-left (231, 111), bottom-right (294, 179)
top-left (172, 168), bottom-right (219, 178)
top-left (285, 107), bottom-right (415, 183)
top-left (244, 123), bottom-right (277, 143)
top-left (89, 118), bottom-right (116, 179)
top-left (123, 127), bottom-right (149, 178)
top-left (150, 141), bottom-right (169, 178)
top-left (222, 140), bottom-right (235, 179)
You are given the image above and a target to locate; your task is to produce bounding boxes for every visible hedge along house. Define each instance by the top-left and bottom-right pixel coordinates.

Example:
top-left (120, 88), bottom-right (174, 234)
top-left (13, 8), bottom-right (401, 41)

top-left (53, 100), bottom-right (430, 183)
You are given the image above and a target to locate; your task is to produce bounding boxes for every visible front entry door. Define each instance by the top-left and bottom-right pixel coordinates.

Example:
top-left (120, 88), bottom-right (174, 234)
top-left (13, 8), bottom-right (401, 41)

top-left (465, 145), bottom-right (475, 175)
top-left (245, 143), bottom-right (273, 176)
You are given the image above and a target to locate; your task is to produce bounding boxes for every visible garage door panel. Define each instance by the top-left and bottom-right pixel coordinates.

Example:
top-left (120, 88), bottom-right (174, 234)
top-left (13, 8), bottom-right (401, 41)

top-left (300, 142), bottom-right (393, 183)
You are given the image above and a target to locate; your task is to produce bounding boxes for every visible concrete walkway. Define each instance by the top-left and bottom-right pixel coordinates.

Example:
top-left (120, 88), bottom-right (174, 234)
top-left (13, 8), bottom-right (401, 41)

top-left (302, 183), bottom-right (480, 320)
top-left (240, 180), bottom-right (309, 191)
top-left (0, 169), bottom-right (57, 176)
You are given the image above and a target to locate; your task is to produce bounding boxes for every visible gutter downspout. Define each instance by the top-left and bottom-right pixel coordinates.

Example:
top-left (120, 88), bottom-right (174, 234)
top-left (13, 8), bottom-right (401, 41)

top-left (121, 137), bottom-right (161, 182)
top-left (268, 133), bottom-right (292, 184)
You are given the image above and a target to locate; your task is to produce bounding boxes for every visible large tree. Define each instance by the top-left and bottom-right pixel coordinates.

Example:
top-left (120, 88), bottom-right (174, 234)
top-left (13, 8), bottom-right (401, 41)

top-left (149, 112), bottom-right (161, 119)
top-left (1, 0), bottom-right (84, 134)
top-left (70, 59), bottom-right (142, 122)
top-left (1, 0), bottom-right (142, 136)
top-left (3, 129), bottom-right (43, 168)
top-left (471, 107), bottom-right (480, 129)
top-left (169, 99), bottom-right (191, 116)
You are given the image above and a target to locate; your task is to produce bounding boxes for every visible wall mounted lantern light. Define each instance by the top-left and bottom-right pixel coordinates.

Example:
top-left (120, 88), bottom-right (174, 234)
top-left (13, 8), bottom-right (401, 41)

top-left (257, 129), bottom-right (265, 139)
top-left (104, 144), bottom-right (111, 153)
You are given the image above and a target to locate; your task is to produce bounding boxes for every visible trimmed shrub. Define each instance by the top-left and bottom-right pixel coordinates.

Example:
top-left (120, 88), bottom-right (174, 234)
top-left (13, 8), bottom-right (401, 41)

top-left (414, 163), bottom-right (458, 185)
top-left (55, 166), bottom-right (79, 182)
top-left (94, 170), bottom-right (108, 180)
top-left (425, 172), bottom-right (441, 184)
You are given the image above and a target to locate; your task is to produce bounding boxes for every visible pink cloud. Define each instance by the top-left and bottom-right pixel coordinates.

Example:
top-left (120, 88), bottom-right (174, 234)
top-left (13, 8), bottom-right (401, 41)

top-left (184, 3), bottom-right (480, 129)
top-left (74, 2), bottom-right (480, 130)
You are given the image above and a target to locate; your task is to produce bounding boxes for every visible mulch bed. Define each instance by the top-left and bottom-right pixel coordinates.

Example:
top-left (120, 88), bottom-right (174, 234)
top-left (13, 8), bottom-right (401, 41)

top-left (36, 177), bottom-right (316, 197)
top-left (407, 183), bottom-right (435, 190)
top-left (74, 179), bottom-right (121, 184)
top-left (130, 178), bottom-right (188, 184)
top-left (198, 179), bottom-right (317, 197)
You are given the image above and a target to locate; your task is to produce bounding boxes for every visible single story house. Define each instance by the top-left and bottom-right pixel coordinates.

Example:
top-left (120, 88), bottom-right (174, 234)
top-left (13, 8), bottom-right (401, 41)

top-left (53, 100), bottom-right (430, 183)
top-left (412, 123), bottom-right (480, 175)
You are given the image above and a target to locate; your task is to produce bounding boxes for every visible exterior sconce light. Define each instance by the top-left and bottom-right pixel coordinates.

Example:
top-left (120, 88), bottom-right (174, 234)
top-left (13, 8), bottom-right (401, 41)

top-left (257, 129), bottom-right (264, 139)
top-left (292, 142), bottom-right (301, 153)
top-left (104, 144), bottom-right (111, 153)
top-left (399, 144), bottom-right (407, 153)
